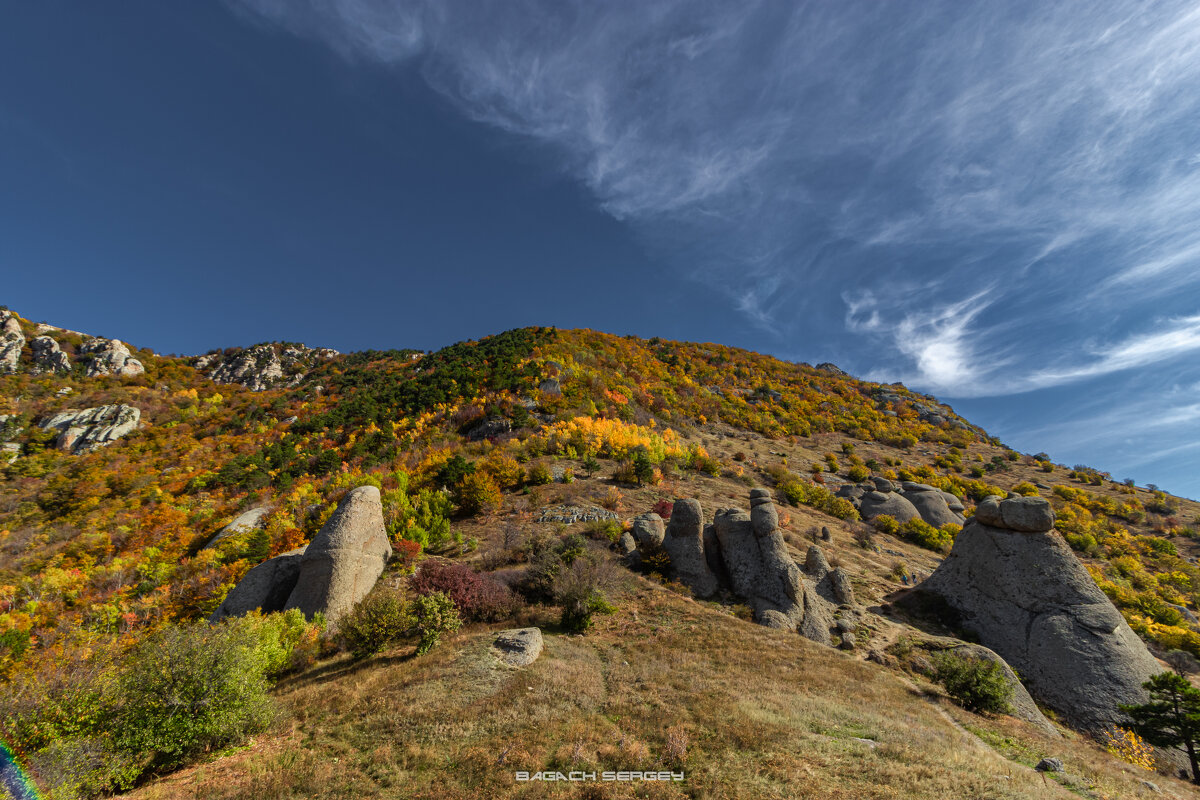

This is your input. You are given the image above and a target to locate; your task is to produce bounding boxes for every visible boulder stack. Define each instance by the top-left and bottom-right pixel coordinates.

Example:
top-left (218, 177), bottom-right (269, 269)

top-left (918, 495), bottom-right (1161, 733)
top-left (839, 479), bottom-right (965, 529)
top-left (631, 490), bottom-right (857, 647)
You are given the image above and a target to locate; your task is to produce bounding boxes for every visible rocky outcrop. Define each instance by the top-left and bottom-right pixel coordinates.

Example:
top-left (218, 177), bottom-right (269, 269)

top-left (903, 484), bottom-right (964, 528)
top-left (29, 337), bottom-right (71, 374)
top-left (629, 490), bottom-right (856, 647)
top-left (841, 481), bottom-right (965, 529)
top-left (79, 338), bottom-right (144, 377)
top-left (209, 546), bottom-right (306, 622)
top-left (40, 405), bottom-right (140, 454)
top-left (491, 628), bottom-right (544, 667)
top-left (663, 499), bottom-right (719, 598)
top-left (917, 495), bottom-right (1162, 734)
top-left (203, 506), bottom-right (273, 549)
top-left (194, 342), bottom-right (338, 391)
top-left (0, 312), bottom-right (24, 374)
top-left (859, 490), bottom-right (921, 523)
top-left (538, 504), bottom-right (619, 524)
top-left (285, 486), bottom-right (392, 627)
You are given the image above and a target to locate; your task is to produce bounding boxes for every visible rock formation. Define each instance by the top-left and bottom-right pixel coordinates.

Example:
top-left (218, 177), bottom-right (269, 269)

top-left (79, 338), bottom-right (144, 377)
top-left (491, 627), bottom-right (544, 667)
top-left (213, 486), bottom-right (392, 626)
top-left (630, 490), bottom-right (857, 647)
top-left (210, 546), bottom-right (306, 622)
top-left (839, 480), bottom-right (965, 529)
top-left (203, 506), bottom-right (273, 549)
top-left (285, 486), bottom-right (392, 626)
top-left (40, 405), bottom-right (140, 454)
top-left (630, 512), bottom-right (665, 548)
top-left (0, 312), bottom-right (24, 375)
top-left (917, 495), bottom-right (1162, 733)
top-left (194, 342), bottom-right (338, 391)
top-left (29, 337), bottom-right (71, 374)
top-left (858, 490), bottom-right (921, 523)
top-left (662, 499), bottom-right (719, 598)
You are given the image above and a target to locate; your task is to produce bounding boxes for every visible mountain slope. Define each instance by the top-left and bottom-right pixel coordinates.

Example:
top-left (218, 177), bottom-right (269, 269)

top-left (1, 308), bottom-right (1198, 798)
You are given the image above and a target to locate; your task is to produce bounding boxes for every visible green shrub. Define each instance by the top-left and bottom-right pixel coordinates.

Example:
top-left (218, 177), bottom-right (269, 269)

top-left (902, 517), bottom-right (955, 552)
top-left (410, 591), bottom-right (462, 656)
top-left (931, 652), bottom-right (1013, 714)
top-left (527, 462), bottom-right (553, 486)
top-left (779, 478), bottom-right (860, 521)
top-left (846, 464), bottom-right (870, 483)
top-left (113, 621), bottom-right (276, 770)
top-left (873, 514), bottom-right (901, 535)
top-left (554, 555), bottom-right (619, 633)
top-left (339, 585), bottom-right (413, 659)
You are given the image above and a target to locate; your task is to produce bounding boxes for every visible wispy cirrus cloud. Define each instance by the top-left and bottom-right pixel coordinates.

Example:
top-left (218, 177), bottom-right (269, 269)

top-left (229, 0), bottom-right (1200, 489)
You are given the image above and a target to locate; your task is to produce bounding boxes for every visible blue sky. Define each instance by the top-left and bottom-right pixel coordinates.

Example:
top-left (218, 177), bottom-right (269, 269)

top-left (4, 2), bottom-right (1200, 497)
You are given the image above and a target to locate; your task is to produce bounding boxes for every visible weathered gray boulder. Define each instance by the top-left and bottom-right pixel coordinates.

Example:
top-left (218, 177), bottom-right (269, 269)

top-left (714, 496), bottom-right (806, 631)
top-left (40, 404), bottom-right (140, 453)
top-left (29, 336), bottom-right (72, 374)
top-left (209, 546), bottom-right (306, 622)
top-left (203, 506), bottom-right (273, 549)
top-left (0, 313), bottom-right (24, 375)
top-left (285, 486), bottom-right (392, 626)
top-left (872, 477), bottom-right (899, 493)
top-left (616, 530), bottom-right (637, 556)
top-left (940, 491), bottom-right (965, 513)
top-left (920, 496), bottom-right (1160, 734)
top-left (492, 627), bottom-right (544, 667)
top-left (903, 487), bottom-right (965, 528)
top-left (79, 338), bottom-right (144, 377)
top-left (859, 490), bottom-right (920, 523)
top-left (663, 499), bottom-right (719, 597)
top-left (630, 512), bottom-right (665, 548)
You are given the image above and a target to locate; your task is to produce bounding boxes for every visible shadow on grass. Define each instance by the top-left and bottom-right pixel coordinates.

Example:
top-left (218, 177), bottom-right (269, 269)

top-left (275, 647), bottom-right (419, 691)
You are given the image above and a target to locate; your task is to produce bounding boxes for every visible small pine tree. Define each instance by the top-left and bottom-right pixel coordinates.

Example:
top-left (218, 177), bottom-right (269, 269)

top-left (1120, 672), bottom-right (1200, 784)
top-left (631, 447), bottom-right (654, 487)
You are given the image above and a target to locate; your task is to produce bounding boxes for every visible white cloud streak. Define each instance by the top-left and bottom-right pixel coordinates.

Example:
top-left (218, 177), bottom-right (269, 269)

top-left (229, 0), bottom-right (1200, 397)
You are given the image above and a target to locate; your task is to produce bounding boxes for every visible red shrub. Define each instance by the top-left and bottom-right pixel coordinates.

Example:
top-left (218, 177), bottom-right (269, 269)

top-left (653, 499), bottom-right (674, 520)
top-left (392, 539), bottom-right (422, 572)
top-left (410, 561), bottom-right (521, 622)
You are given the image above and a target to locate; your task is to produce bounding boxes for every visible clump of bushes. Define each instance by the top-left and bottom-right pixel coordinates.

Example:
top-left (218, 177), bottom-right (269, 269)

top-left (776, 475), bottom-right (860, 521)
top-left (453, 471), bottom-right (502, 515)
top-left (901, 518), bottom-right (957, 552)
top-left (521, 532), bottom-right (622, 632)
top-left (339, 584), bottom-right (463, 659)
top-left (1, 611), bottom-right (324, 797)
top-left (526, 463), bottom-right (553, 486)
top-left (931, 652), bottom-right (1013, 714)
top-left (409, 560), bottom-right (522, 622)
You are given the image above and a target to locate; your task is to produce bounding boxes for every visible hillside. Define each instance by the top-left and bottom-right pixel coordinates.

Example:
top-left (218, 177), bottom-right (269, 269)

top-left (2, 307), bottom-right (1199, 799)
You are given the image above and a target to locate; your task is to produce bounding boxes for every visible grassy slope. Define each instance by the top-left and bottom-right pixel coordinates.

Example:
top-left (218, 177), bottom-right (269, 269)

top-left (121, 578), bottom-right (1177, 800)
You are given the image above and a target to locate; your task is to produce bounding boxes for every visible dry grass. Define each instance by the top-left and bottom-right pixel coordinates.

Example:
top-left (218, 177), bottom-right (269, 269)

top-left (118, 578), bottom-right (1197, 800)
